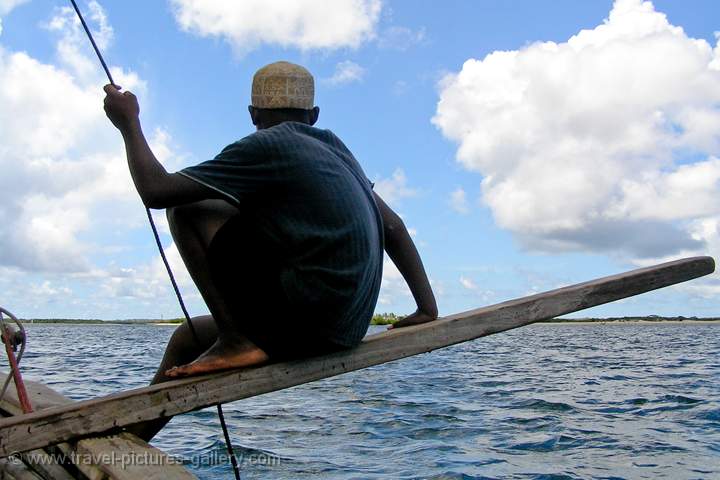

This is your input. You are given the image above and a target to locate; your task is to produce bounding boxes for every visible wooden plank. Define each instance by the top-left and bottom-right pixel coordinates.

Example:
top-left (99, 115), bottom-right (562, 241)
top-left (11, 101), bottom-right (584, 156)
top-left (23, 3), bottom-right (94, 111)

top-left (1, 376), bottom-right (112, 479)
top-left (0, 256), bottom-right (713, 457)
top-left (10, 450), bottom-right (76, 480)
top-left (75, 433), bottom-right (193, 480)
top-left (0, 458), bottom-right (43, 480)
top-left (0, 380), bottom-right (77, 480)
top-left (0, 381), bottom-right (68, 414)
top-left (0, 377), bottom-right (196, 479)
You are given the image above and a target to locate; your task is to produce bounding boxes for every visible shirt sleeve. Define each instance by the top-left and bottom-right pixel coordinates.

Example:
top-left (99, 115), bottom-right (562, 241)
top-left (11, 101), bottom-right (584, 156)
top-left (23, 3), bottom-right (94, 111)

top-left (178, 135), bottom-right (273, 205)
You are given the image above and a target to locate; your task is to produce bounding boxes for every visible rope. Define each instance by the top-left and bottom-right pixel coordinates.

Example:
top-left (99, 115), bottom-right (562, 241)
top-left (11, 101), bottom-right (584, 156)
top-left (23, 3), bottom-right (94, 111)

top-left (146, 210), bottom-right (240, 478)
top-left (69, 2), bottom-right (240, 477)
top-left (145, 208), bottom-right (200, 344)
top-left (217, 396), bottom-right (243, 477)
top-left (69, 0), bottom-right (114, 85)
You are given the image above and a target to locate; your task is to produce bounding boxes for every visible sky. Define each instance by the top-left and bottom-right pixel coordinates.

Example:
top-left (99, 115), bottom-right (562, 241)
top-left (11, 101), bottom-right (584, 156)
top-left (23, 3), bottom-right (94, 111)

top-left (0, 0), bottom-right (719, 320)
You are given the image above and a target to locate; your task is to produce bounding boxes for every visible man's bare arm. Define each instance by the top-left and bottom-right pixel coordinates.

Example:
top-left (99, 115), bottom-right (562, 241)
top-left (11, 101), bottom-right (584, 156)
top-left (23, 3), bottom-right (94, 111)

top-left (373, 191), bottom-right (438, 329)
top-left (103, 84), bottom-right (217, 209)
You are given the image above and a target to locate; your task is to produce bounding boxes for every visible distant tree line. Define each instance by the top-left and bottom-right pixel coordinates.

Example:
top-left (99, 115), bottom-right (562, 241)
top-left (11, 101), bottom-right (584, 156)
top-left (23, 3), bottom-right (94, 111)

top-left (19, 318), bottom-right (183, 324)
top-left (18, 315), bottom-right (719, 325)
top-left (370, 313), bottom-right (402, 325)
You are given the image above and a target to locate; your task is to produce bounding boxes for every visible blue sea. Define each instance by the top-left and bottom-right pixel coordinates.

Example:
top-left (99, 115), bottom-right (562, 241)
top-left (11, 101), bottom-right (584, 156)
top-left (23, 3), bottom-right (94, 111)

top-left (17, 322), bottom-right (720, 479)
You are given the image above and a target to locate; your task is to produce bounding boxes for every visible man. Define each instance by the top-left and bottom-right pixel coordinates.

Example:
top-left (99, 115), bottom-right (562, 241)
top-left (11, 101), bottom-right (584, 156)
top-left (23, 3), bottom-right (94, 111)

top-left (103, 61), bottom-right (437, 383)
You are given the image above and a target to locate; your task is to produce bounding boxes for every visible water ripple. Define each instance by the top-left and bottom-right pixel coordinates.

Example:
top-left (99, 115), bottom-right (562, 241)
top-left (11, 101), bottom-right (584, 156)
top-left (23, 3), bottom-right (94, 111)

top-left (12, 322), bottom-right (720, 479)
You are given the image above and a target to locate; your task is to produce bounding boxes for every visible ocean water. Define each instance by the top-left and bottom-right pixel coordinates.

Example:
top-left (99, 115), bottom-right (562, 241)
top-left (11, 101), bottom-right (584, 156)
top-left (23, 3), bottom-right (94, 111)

top-left (15, 322), bottom-right (720, 479)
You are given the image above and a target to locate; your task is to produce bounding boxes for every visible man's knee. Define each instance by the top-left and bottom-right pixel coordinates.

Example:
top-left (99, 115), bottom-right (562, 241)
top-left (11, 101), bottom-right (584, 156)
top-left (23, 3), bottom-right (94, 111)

top-left (168, 316), bottom-right (214, 353)
top-left (168, 200), bottom-right (236, 228)
top-left (168, 200), bottom-right (239, 246)
top-left (168, 321), bottom-right (200, 352)
top-left (168, 321), bottom-right (195, 349)
top-left (166, 203), bottom-right (194, 229)
top-left (166, 202), bottom-right (211, 242)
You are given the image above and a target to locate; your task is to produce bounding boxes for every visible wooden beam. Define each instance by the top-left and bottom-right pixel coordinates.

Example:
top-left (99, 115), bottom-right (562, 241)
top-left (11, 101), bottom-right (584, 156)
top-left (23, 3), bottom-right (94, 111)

top-left (0, 378), bottom-right (81, 479)
top-left (0, 457), bottom-right (43, 480)
top-left (75, 433), bottom-right (196, 480)
top-left (0, 376), bottom-right (197, 479)
top-left (0, 256), bottom-right (713, 457)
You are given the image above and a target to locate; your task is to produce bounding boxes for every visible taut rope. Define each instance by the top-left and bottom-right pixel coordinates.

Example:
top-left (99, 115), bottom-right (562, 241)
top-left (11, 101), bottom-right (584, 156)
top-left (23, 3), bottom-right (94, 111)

top-left (69, 1), bottom-right (241, 477)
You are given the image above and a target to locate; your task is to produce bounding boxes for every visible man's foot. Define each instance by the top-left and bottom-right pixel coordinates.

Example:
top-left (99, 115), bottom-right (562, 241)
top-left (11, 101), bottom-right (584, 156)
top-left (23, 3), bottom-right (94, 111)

top-left (165, 337), bottom-right (269, 378)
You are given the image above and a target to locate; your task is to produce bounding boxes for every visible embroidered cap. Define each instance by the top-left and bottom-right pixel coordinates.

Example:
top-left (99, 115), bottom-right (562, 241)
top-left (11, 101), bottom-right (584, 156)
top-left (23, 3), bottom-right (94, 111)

top-left (251, 61), bottom-right (315, 110)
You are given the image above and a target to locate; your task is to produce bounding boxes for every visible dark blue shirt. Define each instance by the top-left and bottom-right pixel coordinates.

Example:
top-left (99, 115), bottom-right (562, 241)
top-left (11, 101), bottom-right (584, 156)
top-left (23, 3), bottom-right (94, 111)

top-left (178, 122), bottom-right (383, 346)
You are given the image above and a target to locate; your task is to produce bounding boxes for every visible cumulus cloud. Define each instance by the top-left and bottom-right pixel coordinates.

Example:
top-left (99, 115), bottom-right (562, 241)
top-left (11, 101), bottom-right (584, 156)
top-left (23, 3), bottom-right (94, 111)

top-left (0, 3), bottom-right (156, 274)
top-left (324, 60), bottom-right (365, 86)
top-left (0, 2), bottom-right (211, 319)
top-left (433, 0), bottom-right (720, 260)
top-left (101, 241), bottom-right (197, 300)
top-left (170, 0), bottom-right (382, 53)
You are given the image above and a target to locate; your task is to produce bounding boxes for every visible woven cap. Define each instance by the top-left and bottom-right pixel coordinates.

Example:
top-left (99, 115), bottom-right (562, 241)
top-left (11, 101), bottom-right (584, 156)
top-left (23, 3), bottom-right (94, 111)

top-left (251, 61), bottom-right (315, 110)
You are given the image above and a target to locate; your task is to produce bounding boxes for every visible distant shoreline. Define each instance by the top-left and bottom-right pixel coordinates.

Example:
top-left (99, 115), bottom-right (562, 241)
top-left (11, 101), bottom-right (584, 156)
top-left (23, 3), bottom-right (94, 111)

top-left (19, 319), bottom-right (183, 325)
top-left (17, 316), bottom-right (720, 325)
top-left (538, 319), bottom-right (720, 325)
top-left (537, 316), bottom-right (720, 324)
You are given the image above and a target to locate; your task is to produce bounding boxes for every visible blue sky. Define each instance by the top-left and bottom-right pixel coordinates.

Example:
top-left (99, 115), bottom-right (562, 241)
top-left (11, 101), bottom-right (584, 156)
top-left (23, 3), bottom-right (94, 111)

top-left (0, 0), bottom-right (719, 320)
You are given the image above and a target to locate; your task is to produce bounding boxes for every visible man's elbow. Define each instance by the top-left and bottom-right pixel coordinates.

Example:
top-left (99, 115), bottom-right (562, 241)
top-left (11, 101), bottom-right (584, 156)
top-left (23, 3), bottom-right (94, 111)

top-left (384, 213), bottom-right (406, 241)
top-left (140, 188), bottom-right (170, 209)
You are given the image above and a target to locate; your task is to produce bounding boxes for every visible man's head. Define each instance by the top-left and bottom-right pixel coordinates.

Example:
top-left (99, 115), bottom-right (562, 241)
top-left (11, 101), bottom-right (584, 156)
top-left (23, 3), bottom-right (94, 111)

top-left (249, 61), bottom-right (319, 130)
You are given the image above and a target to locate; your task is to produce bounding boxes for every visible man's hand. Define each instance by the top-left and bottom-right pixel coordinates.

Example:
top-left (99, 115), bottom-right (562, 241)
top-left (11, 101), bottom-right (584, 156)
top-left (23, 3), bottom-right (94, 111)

top-left (387, 309), bottom-right (437, 330)
top-left (103, 84), bottom-right (139, 132)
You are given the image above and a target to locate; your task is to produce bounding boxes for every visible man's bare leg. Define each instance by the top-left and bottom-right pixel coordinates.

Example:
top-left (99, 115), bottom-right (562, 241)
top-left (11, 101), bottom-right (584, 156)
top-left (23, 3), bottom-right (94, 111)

top-left (127, 315), bottom-right (218, 441)
top-left (163, 200), bottom-right (269, 378)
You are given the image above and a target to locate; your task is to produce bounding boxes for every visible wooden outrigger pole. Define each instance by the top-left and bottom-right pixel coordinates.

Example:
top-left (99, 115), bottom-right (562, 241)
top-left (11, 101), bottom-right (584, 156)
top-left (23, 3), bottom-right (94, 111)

top-left (0, 256), bottom-right (714, 458)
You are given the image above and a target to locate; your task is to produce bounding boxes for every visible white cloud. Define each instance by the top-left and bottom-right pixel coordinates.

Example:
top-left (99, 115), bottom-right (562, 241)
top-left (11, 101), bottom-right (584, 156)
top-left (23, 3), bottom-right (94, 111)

top-left (449, 187), bottom-right (469, 214)
top-left (459, 275), bottom-right (477, 290)
top-left (608, 158), bottom-right (720, 221)
top-left (324, 60), bottom-right (365, 86)
top-left (371, 169), bottom-right (422, 308)
top-left (457, 275), bottom-right (496, 304)
top-left (373, 169), bottom-right (416, 206)
top-left (0, 0), bottom-right (28, 35)
top-left (392, 80), bottom-right (408, 95)
top-left (0, 3), bottom-right (157, 274)
top-left (378, 25), bottom-right (425, 51)
top-left (667, 216), bottom-right (720, 297)
top-left (0, 0), bottom-right (28, 14)
top-left (45, 1), bottom-right (114, 80)
top-left (377, 223), bottom-right (434, 310)
top-left (170, 0), bottom-right (382, 53)
top-left (377, 255), bottom-right (411, 307)
top-left (100, 241), bottom-right (198, 301)
top-left (0, 3), bottom-right (214, 319)
top-left (29, 280), bottom-right (72, 298)
top-left (433, 0), bottom-right (720, 260)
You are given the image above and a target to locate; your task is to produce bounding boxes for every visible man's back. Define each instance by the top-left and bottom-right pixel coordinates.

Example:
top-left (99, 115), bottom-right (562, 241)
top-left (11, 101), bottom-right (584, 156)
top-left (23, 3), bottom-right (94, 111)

top-left (180, 121), bottom-right (384, 346)
top-left (103, 59), bottom-right (436, 383)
